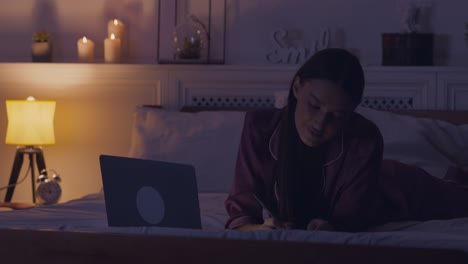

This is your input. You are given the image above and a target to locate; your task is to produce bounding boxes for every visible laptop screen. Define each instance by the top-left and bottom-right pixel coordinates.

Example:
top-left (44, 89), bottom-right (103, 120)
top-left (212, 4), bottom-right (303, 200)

top-left (99, 155), bottom-right (202, 229)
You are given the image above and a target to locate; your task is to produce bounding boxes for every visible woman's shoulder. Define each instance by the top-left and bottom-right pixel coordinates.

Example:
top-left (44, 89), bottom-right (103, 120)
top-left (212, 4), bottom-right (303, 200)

top-left (240, 108), bottom-right (283, 157)
top-left (244, 108), bottom-right (284, 134)
top-left (342, 112), bottom-right (384, 158)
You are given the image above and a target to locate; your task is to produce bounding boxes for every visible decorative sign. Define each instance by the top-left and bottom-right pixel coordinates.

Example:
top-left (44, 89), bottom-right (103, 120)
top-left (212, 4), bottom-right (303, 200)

top-left (266, 27), bottom-right (330, 65)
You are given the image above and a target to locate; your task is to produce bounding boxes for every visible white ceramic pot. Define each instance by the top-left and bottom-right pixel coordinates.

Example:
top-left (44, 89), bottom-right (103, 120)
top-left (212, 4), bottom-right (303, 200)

top-left (31, 42), bottom-right (52, 62)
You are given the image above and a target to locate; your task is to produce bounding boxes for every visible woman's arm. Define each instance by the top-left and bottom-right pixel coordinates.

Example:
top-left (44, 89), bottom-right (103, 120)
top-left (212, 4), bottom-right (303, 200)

top-left (224, 112), bottom-right (268, 230)
top-left (328, 127), bottom-right (384, 232)
top-left (306, 218), bottom-right (334, 231)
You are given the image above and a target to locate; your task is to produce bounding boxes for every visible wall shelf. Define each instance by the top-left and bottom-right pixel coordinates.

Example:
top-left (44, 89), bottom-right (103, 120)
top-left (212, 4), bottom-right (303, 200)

top-left (1, 63), bottom-right (468, 110)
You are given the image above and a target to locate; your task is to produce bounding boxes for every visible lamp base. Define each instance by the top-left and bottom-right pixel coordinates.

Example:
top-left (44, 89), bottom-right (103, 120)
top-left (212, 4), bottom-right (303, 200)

top-left (4, 146), bottom-right (47, 203)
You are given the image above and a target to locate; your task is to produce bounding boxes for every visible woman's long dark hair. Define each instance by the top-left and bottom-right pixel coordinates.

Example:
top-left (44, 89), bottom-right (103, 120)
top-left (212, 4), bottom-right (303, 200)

top-left (274, 48), bottom-right (365, 228)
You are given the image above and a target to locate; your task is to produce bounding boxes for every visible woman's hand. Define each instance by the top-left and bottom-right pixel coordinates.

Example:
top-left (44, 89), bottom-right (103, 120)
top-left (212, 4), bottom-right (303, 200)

top-left (235, 224), bottom-right (274, 231)
top-left (234, 218), bottom-right (293, 231)
top-left (236, 218), bottom-right (334, 231)
top-left (306, 218), bottom-right (334, 231)
top-left (235, 219), bottom-right (276, 231)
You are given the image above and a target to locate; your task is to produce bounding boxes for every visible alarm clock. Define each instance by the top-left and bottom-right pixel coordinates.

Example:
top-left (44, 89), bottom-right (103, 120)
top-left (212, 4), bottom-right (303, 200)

top-left (36, 169), bottom-right (62, 205)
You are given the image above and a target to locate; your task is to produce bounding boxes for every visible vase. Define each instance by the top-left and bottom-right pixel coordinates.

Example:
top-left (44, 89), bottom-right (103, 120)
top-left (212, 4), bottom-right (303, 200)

top-left (173, 21), bottom-right (208, 63)
top-left (32, 42), bottom-right (53, 62)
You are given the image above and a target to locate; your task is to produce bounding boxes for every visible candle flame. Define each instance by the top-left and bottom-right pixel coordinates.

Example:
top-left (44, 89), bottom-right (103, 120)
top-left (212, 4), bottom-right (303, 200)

top-left (114, 19), bottom-right (119, 25)
top-left (83, 37), bottom-right (88, 43)
top-left (111, 34), bottom-right (116, 40)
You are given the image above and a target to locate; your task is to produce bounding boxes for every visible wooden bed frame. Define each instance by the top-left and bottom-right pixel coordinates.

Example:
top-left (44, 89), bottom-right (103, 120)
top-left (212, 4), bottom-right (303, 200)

top-left (0, 228), bottom-right (466, 264)
top-left (393, 110), bottom-right (468, 125)
top-left (1, 109), bottom-right (468, 264)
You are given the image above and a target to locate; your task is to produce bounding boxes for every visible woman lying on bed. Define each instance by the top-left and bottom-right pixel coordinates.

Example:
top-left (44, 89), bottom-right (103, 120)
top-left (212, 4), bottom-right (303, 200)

top-left (225, 48), bottom-right (468, 232)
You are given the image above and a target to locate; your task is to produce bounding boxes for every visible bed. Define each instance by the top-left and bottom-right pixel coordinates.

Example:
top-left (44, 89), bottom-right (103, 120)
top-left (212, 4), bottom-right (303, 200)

top-left (1, 98), bottom-right (468, 263)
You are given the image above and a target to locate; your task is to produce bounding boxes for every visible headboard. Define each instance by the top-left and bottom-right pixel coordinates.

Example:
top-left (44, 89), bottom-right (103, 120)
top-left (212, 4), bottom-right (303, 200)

top-left (178, 93), bottom-right (468, 125)
top-left (183, 94), bottom-right (414, 111)
top-left (165, 66), bottom-right (442, 111)
top-left (180, 106), bottom-right (468, 125)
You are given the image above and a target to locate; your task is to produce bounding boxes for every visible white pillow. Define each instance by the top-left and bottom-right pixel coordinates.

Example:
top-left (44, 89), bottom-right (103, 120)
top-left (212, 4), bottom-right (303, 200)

top-left (273, 93), bottom-right (468, 178)
top-left (128, 106), bottom-right (245, 192)
top-left (356, 106), bottom-right (468, 178)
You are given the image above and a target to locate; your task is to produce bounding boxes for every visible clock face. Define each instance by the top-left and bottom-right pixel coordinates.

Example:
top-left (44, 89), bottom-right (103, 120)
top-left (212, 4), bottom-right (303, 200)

top-left (37, 181), bottom-right (62, 205)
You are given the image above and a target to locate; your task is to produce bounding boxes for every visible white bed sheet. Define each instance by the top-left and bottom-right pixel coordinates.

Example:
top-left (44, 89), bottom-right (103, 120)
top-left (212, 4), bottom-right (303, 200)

top-left (0, 192), bottom-right (228, 231)
top-left (1, 192), bottom-right (468, 253)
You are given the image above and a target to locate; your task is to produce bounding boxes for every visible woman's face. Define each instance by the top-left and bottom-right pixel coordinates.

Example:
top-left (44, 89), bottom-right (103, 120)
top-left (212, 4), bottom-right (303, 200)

top-left (293, 78), bottom-right (355, 147)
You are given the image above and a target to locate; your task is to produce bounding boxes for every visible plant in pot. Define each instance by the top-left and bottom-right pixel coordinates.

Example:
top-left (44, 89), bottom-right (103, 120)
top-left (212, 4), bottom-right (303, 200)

top-left (32, 31), bottom-right (52, 62)
top-left (174, 15), bottom-right (209, 62)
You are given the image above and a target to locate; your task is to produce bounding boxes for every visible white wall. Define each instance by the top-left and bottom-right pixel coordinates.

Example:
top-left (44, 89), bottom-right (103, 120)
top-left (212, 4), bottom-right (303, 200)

top-left (0, 0), bottom-right (468, 202)
top-left (1, 0), bottom-right (467, 66)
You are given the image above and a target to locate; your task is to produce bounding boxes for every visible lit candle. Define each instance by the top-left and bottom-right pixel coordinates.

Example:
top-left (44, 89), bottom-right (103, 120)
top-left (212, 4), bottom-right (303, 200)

top-left (77, 36), bottom-right (95, 63)
top-left (107, 19), bottom-right (125, 39)
top-left (104, 33), bottom-right (121, 63)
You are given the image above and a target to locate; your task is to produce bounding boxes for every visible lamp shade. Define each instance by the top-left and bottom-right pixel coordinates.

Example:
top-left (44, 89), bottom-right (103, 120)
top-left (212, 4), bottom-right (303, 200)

top-left (5, 97), bottom-right (56, 146)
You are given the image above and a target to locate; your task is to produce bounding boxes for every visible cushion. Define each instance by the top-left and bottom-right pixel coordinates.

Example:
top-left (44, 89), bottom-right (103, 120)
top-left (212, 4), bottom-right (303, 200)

top-left (355, 106), bottom-right (468, 179)
top-left (128, 106), bottom-right (245, 192)
top-left (274, 90), bottom-right (468, 178)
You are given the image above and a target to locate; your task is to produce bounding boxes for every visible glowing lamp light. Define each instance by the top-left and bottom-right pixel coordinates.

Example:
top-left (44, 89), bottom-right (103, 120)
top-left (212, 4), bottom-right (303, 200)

top-left (5, 96), bottom-right (56, 146)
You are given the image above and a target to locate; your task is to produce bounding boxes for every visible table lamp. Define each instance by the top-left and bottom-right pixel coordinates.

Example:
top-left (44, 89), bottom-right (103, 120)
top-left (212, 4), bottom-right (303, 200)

top-left (4, 96), bottom-right (56, 203)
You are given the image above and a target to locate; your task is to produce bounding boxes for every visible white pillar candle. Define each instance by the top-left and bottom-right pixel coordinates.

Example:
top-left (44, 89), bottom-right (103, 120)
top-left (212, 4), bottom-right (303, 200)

top-left (107, 19), bottom-right (125, 39)
top-left (104, 34), bottom-right (121, 63)
top-left (77, 37), bottom-right (95, 63)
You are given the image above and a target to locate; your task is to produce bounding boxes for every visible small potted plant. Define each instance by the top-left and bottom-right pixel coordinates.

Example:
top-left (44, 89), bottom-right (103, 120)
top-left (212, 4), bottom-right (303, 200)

top-left (174, 15), bottom-right (208, 62)
top-left (31, 30), bottom-right (52, 62)
top-left (179, 35), bottom-right (202, 59)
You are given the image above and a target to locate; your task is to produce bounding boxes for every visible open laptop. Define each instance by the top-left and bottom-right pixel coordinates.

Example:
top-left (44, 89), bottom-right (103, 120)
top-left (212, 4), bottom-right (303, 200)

top-left (99, 155), bottom-right (202, 229)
